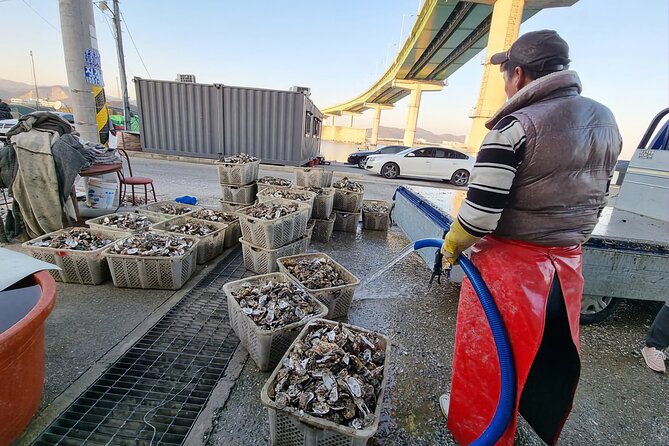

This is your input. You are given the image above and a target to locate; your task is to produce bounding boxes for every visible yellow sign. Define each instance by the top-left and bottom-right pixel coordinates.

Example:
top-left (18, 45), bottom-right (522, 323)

top-left (92, 85), bottom-right (110, 147)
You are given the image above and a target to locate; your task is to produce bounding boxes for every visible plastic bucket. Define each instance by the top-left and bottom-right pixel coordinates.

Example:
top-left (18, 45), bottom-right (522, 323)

top-left (86, 177), bottom-right (117, 209)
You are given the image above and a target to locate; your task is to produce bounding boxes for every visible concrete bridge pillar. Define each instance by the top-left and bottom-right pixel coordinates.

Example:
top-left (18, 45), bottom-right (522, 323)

top-left (393, 80), bottom-right (444, 147)
top-left (467, 0), bottom-right (525, 152)
top-left (364, 102), bottom-right (394, 147)
top-left (342, 111), bottom-right (361, 128)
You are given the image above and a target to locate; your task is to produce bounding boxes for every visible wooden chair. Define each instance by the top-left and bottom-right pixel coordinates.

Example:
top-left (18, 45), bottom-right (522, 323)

top-left (118, 148), bottom-right (157, 205)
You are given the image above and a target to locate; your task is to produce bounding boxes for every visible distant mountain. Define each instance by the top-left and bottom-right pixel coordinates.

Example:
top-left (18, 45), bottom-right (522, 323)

top-left (366, 125), bottom-right (464, 144)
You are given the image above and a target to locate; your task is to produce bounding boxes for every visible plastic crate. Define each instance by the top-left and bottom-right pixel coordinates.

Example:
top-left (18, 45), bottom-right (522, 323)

top-left (152, 217), bottom-right (228, 264)
top-left (294, 167), bottom-right (333, 188)
top-left (333, 211), bottom-right (360, 233)
top-left (296, 187), bottom-right (335, 220)
top-left (362, 200), bottom-right (392, 231)
top-left (221, 182), bottom-right (257, 204)
top-left (86, 212), bottom-right (167, 233)
top-left (136, 200), bottom-right (202, 219)
top-left (257, 178), bottom-right (292, 193)
top-left (261, 319), bottom-right (390, 446)
top-left (257, 188), bottom-right (317, 219)
top-left (311, 214), bottom-right (335, 243)
top-left (105, 237), bottom-right (199, 289)
top-left (277, 253), bottom-right (360, 319)
top-left (223, 219), bottom-right (242, 248)
top-left (240, 236), bottom-right (309, 274)
top-left (223, 273), bottom-right (328, 371)
top-left (22, 228), bottom-right (129, 285)
top-left (236, 199), bottom-right (310, 249)
top-left (216, 160), bottom-right (260, 185)
top-left (333, 189), bottom-right (364, 213)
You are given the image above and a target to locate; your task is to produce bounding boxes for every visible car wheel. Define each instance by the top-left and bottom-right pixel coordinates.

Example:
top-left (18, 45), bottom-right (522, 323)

top-left (451, 169), bottom-right (470, 186)
top-left (381, 162), bottom-right (399, 179)
top-left (358, 157), bottom-right (367, 169)
top-left (580, 295), bottom-right (621, 324)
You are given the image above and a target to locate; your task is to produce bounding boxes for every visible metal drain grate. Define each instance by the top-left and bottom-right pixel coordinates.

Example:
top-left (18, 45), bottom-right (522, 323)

top-left (34, 247), bottom-right (252, 446)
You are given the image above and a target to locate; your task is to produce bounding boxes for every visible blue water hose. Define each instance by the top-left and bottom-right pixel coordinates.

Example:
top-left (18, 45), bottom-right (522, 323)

top-left (413, 238), bottom-right (516, 446)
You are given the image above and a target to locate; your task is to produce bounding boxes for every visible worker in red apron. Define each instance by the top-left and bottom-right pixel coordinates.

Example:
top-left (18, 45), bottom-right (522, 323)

top-left (439, 30), bottom-right (622, 445)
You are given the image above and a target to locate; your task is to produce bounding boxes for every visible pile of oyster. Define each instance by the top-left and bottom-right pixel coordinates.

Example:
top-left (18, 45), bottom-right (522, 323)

top-left (190, 208), bottom-right (238, 223)
top-left (98, 213), bottom-right (154, 230)
top-left (362, 202), bottom-right (390, 214)
top-left (283, 257), bottom-right (347, 289)
top-left (272, 322), bottom-right (385, 430)
top-left (157, 203), bottom-right (193, 215)
top-left (302, 186), bottom-right (330, 196)
top-left (109, 231), bottom-right (194, 257)
top-left (233, 280), bottom-right (321, 330)
top-left (258, 176), bottom-right (292, 187)
top-left (262, 189), bottom-right (313, 202)
top-left (242, 202), bottom-right (299, 220)
top-left (167, 220), bottom-right (216, 237)
top-left (333, 177), bottom-right (364, 193)
top-left (29, 229), bottom-right (113, 251)
top-left (218, 153), bottom-right (258, 164)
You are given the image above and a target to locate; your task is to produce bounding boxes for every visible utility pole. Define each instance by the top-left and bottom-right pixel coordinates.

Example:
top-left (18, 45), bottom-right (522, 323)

top-left (29, 50), bottom-right (39, 111)
top-left (112, 0), bottom-right (132, 131)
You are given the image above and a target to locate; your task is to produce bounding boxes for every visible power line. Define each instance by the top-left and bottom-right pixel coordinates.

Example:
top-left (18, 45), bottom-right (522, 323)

top-left (21, 0), bottom-right (60, 32)
top-left (119, 10), bottom-right (151, 78)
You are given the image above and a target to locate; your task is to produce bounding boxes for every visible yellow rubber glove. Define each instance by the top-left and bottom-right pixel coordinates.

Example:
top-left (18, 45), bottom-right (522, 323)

top-left (441, 219), bottom-right (481, 270)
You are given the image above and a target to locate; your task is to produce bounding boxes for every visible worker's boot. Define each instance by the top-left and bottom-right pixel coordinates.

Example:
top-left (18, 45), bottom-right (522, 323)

top-left (439, 394), bottom-right (450, 418)
top-left (641, 346), bottom-right (667, 373)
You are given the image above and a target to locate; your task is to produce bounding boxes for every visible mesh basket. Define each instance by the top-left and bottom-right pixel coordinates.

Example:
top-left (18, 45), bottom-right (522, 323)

top-left (105, 238), bottom-right (198, 289)
top-left (136, 200), bottom-right (202, 219)
top-left (333, 211), bottom-right (360, 233)
top-left (277, 253), bottom-right (360, 320)
top-left (221, 182), bottom-right (258, 204)
top-left (152, 217), bottom-right (228, 264)
top-left (22, 228), bottom-right (130, 285)
top-left (236, 199), bottom-right (310, 249)
top-left (257, 188), bottom-right (317, 219)
top-left (362, 200), bottom-right (391, 231)
top-left (294, 168), bottom-right (333, 188)
top-left (223, 219), bottom-right (242, 248)
top-left (216, 160), bottom-right (260, 185)
top-left (333, 189), bottom-right (364, 213)
top-left (311, 215), bottom-right (335, 243)
top-left (86, 212), bottom-right (167, 233)
top-left (240, 236), bottom-right (309, 274)
top-left (261, 319), bottom-right (391, 446)
top-left (223, 273), bottom-right (328, 371)
top-left (296, 187), bottom-right (334, 220)
top-left (221, 199), bottom-right (253, 214)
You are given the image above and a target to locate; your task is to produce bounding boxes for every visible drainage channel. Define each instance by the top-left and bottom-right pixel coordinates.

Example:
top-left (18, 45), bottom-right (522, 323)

top-left (33, 247), bottom-right (251, 446)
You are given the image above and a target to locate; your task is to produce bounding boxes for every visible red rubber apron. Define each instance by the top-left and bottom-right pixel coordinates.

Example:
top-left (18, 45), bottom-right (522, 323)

top-left (447, 236), bottom-right (583, 445)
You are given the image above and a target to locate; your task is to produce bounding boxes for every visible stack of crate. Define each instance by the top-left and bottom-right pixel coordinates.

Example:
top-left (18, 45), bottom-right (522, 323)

top-left (294, 167), bottom-right (335, 243)
top-left (236, 199), bottom-right (311, 274)
top-left (332, 177), bottom-right (364, 233)
top-left (216, 157), bottom-right (260, 213)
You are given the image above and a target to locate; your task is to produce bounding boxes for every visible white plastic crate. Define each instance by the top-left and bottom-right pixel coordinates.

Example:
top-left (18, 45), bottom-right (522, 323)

top-left (333, 211), bottom-right (360, 233)
top-left (220, 182), bottom-right (257, 204)
top-left (311, 215), bottom-right (335, 243)
top-left (223, 219), bottom-right (242, 248)
top-left (136, 200), bottom-right (202, 219)
top-left (362, 200), bottom-right (392, 231)
top-left (333, 189), bottom-right (364, 213)
top-left (257, 188), bottom-right (316, 219)
top-left (22, 228), bottom-right (129, 285)
top-left (294, 167), bottom-right (333, 188)
top-left (277, 252), bottom-right (360, 319)
top-left (86, 212), bottom-right (167, 233)
top-left (240, 236), bottom-right (309, 274)
top-left (236, 199), bottom-right (310, 249)
top-left (261, 319), bottom-right (391, 446)
top-left (220, 199), bottom-right (253, 214)
top-left (223, 273), bottom-right (328, 371)
top-left (296, 187), bottom-right (334, 219)
top-left (152, 216), bottom-right (228, 264)
top-left (216, 160), bottom-right (260, 185)
top-left (105, 237), bottom-right (199, 289)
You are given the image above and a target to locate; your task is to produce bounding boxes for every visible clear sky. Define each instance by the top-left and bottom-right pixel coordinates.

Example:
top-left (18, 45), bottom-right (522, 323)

top-left (2, 0), bottom-right (668, 159)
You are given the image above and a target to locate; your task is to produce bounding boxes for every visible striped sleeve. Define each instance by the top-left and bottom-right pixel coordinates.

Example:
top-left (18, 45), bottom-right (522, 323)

top-left (457, 117), bottom-right (526, 237)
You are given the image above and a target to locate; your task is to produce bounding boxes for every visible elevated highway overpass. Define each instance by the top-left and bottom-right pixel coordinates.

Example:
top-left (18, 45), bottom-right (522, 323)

top-left (321, 0), bottom-right (578, 150)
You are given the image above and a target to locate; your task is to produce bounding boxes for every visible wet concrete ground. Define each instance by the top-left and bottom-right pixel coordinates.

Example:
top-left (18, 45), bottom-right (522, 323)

top-left (9, 157), bottom-right (666, 445)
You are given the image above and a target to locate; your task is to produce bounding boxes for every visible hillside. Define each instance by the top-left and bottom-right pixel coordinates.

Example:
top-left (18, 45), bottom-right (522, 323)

top-left (366, 125), bottom-right (464, 144)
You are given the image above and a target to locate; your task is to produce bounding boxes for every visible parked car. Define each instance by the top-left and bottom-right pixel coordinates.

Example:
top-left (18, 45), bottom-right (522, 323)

top-left (365, 146), bottom-right (475, 186)
top-left (346, 145), bottom-right (409, 168)
top-left (0, 119), bottom-right (18, 141)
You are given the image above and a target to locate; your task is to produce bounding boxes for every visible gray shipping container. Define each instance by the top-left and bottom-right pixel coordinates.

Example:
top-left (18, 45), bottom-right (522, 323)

top-left (134, 78), bottom-right (322, 165)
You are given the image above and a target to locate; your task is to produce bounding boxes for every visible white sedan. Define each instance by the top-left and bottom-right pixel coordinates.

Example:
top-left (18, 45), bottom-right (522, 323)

top-left (365, 146), bottom-right (475, 186)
